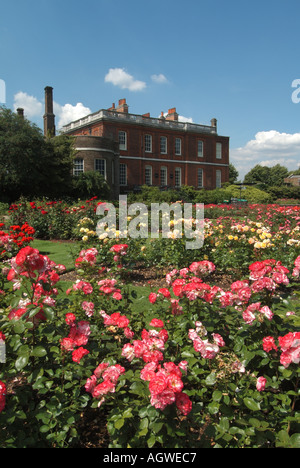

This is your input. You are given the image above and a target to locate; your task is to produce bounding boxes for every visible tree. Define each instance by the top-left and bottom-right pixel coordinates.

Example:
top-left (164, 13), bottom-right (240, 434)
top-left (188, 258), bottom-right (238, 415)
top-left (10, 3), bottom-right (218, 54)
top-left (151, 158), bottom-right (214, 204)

top-left (71, 171), bottom-right (110, 199)
top-left (243, 164), bottom-right (288, 187)
top-left (244, 165), bottom-right (270, 185)
top-left (229, 163), bottom-right (239, 184)
top-left (44, 134), bottom-right (75, 198)
top-left (0, 107), bottom-right (74, 201)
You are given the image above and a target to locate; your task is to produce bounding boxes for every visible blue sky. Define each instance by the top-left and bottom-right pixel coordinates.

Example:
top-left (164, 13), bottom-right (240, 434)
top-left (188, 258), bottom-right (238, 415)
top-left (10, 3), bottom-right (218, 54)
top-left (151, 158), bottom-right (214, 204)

top-left (1, 0), bottom-right (300, 180)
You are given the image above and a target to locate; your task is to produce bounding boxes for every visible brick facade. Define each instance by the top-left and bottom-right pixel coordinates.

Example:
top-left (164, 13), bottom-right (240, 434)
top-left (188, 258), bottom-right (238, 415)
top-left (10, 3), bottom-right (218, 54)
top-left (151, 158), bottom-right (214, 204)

top-left (61, 98), bottom-right (230, 195)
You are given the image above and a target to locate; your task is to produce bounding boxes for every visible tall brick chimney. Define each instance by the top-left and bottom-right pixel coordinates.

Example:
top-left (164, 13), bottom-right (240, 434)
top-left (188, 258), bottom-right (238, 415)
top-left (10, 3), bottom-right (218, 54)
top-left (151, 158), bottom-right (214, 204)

top-left (43, 86), bottom-right (56, 137)
top-left (166, 107), bottom-right (178, 121)
top-left (116, 98), bottom-right (128, 113)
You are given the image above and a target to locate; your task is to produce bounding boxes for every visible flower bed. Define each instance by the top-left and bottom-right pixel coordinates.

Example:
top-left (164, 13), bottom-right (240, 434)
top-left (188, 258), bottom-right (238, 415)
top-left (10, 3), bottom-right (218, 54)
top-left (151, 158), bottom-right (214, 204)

top-left (0, 201), bottom-right (299, 448)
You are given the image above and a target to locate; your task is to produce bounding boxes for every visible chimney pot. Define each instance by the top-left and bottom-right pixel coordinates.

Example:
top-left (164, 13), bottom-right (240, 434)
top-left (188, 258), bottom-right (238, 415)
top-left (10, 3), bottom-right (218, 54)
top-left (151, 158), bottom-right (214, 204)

top-left (211, 118), bottom-right (217, 131)
top-left (16, 108), bottom-right (24, 118)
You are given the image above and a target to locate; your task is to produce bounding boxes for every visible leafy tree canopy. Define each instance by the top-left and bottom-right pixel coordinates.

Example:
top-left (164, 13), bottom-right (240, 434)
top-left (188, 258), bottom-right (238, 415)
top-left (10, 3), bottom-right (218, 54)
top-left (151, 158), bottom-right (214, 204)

top-left (0, 107), bottom-right (74, 201)
top-left (244, 163), bottom-right (289, 187)
top-left (229, 163), bottom-right (239, 184)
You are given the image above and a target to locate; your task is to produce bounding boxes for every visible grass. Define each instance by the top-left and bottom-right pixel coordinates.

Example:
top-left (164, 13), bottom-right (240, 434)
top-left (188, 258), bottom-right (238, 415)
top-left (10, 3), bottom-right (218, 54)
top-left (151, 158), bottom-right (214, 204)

top-left (31, 239), bottom-right (79, 272)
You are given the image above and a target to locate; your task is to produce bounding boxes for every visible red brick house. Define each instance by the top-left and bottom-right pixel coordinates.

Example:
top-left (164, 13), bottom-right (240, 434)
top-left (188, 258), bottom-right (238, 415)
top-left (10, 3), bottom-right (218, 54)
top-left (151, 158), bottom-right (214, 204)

top-left (52, 92), bottom-right (230, 197)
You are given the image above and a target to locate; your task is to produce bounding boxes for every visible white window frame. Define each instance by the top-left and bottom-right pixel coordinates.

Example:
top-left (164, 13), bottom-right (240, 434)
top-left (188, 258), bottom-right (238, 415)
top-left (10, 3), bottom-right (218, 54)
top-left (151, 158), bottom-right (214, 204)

top-left (197, 168), bottom-right (203, 188)
top-left (145, 165), bottom-right (152, 185)
top-left (197, 140), bottom-right (204, 157)
top-left (216, 169), bottom-right (222, 188)
top-left (175, 138), bottom-right (181, 155)
top-left (160, 166), bottom-right (167, 186)
top-left (160, 136), bottom-right (167, 154)
top-left (145, 134), bottom-right (152, 153)
top-left (216, 142), bottom-right (222, 159)
top-left (94, 158), bottom-right (106, 179)
top-left (120, 163), bottom-right (127, 186)
top-left (73, 158), bottom-right (84, 176)
top-left (119, 131), bottom-right (127, 151)
top-left (174, 167), bottom-right (182, 188)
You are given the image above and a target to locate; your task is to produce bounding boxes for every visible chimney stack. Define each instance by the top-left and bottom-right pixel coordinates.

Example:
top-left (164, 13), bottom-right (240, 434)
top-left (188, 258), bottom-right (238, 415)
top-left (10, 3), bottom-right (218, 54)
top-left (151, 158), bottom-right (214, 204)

top-left (166, 107), bottom-right (178, 121)
top-left (211, 118), bottom-right (217, 132)
top-left (116, 98), bottom-right (128, 113)
top-left (16, 108), bottom-right (24, 118)
top-left (43, 86), bottom-right (56, 137)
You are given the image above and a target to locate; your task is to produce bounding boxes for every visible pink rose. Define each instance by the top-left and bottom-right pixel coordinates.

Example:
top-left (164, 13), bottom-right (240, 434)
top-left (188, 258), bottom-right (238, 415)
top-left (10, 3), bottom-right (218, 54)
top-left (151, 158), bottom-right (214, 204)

top-left (256, 376), bottom-right (267, 392)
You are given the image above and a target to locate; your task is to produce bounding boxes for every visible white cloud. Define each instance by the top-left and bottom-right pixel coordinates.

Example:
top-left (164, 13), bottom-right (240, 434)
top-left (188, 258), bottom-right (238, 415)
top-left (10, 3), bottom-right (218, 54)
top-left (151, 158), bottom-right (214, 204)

top-left (230, 130), bottom-right (300, 181)
top-left (105, 68), bottom-right (146, 92)
top-left (151, 73), bottom-right (168, 84)
top-left (13, 90), bottom-right (91, 129)
top-left (54, 102), bottom-right (91, 128)
top-left (162, 112), bottom-right (193, 123)
top-left (178, 115), bottom-right (193, 123)
top-left (13, 91), bottom-right (42, 118)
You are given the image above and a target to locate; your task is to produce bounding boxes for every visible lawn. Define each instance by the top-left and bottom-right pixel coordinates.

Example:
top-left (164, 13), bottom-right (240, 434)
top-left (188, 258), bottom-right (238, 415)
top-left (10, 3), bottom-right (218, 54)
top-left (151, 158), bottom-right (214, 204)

top-left (31, 239), bottom-right (79, 273)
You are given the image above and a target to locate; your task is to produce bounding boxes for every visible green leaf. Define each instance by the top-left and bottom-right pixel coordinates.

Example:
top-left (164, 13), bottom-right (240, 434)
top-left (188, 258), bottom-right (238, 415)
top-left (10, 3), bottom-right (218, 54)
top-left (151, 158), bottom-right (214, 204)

top-left (43, 307), bottom-right (55, 320)
top-left (28, 307), bottom-right (42, 318)
top-left (40, 425), bottom-right (50, 433)
top-left (212, 390), bottom-right (223, 402)
top-left (205, 372), bottom-right (217, 386)
top-left (290, 433), bottom-right (300, 448)
top-left (147, 434), bottom-right (156, 448)
top-left (32, 346), bottom-right (47, 357)
top-left (15, 355), bottom-right (29, 371)
top-left (150, 421), bottom-right (163, 434)
top-left (208, 401), bottom-right (219, 415)
top-left (17, 344), bottom-right (30, 357)
top-left (243, 397), bottom-right (261, 411)
top-left (114, 418), bottom-right (125, 429)
top-left (13, 321), bottom-right (25, 333)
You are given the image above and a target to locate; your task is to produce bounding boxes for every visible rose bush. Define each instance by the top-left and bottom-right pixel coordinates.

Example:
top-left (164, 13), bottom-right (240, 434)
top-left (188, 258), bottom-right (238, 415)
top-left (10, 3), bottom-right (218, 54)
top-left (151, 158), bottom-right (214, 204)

top-left (0, 237), bottom-right (299, 448)
top-left (0, 200), bottom-right (299, 447)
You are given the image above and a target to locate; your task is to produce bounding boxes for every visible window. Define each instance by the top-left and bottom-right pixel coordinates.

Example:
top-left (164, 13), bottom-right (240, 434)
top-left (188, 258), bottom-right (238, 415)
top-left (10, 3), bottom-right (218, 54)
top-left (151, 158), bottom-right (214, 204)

top-left (160, 166), bottom-right (167, 186)
top-left (95, 159), bottom-right (106, 179)
top-left (160, 136), bottom-right (167, 154)
top-left (145, 165), bottom-right (152, 185)
top-left (175, 167), bottom-right (181, 188)
top-left (197, 140), bottom-right (204, 157)
top-left (175, 138), bottom-right (181, 155)
top-left (119, 131), bottom-right (127, 150)
top-left (73, 158), bottom-right (84, 176)
top-left (216, 169), bottom-right (222, 188)
top-left (216, 142), bottom-right (222, 159)
top-left (145, 134), bottom-right (152, 152)
top-left (120, 163), bottom-right (127, 186)
top-left (197, 168), bottom-right (203, 188)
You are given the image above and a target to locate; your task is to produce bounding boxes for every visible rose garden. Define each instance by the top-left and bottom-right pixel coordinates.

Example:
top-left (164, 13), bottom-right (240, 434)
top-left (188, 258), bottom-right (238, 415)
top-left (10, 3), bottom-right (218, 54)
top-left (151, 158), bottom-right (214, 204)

top-left (0, 196), bottom-right (299, 448)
